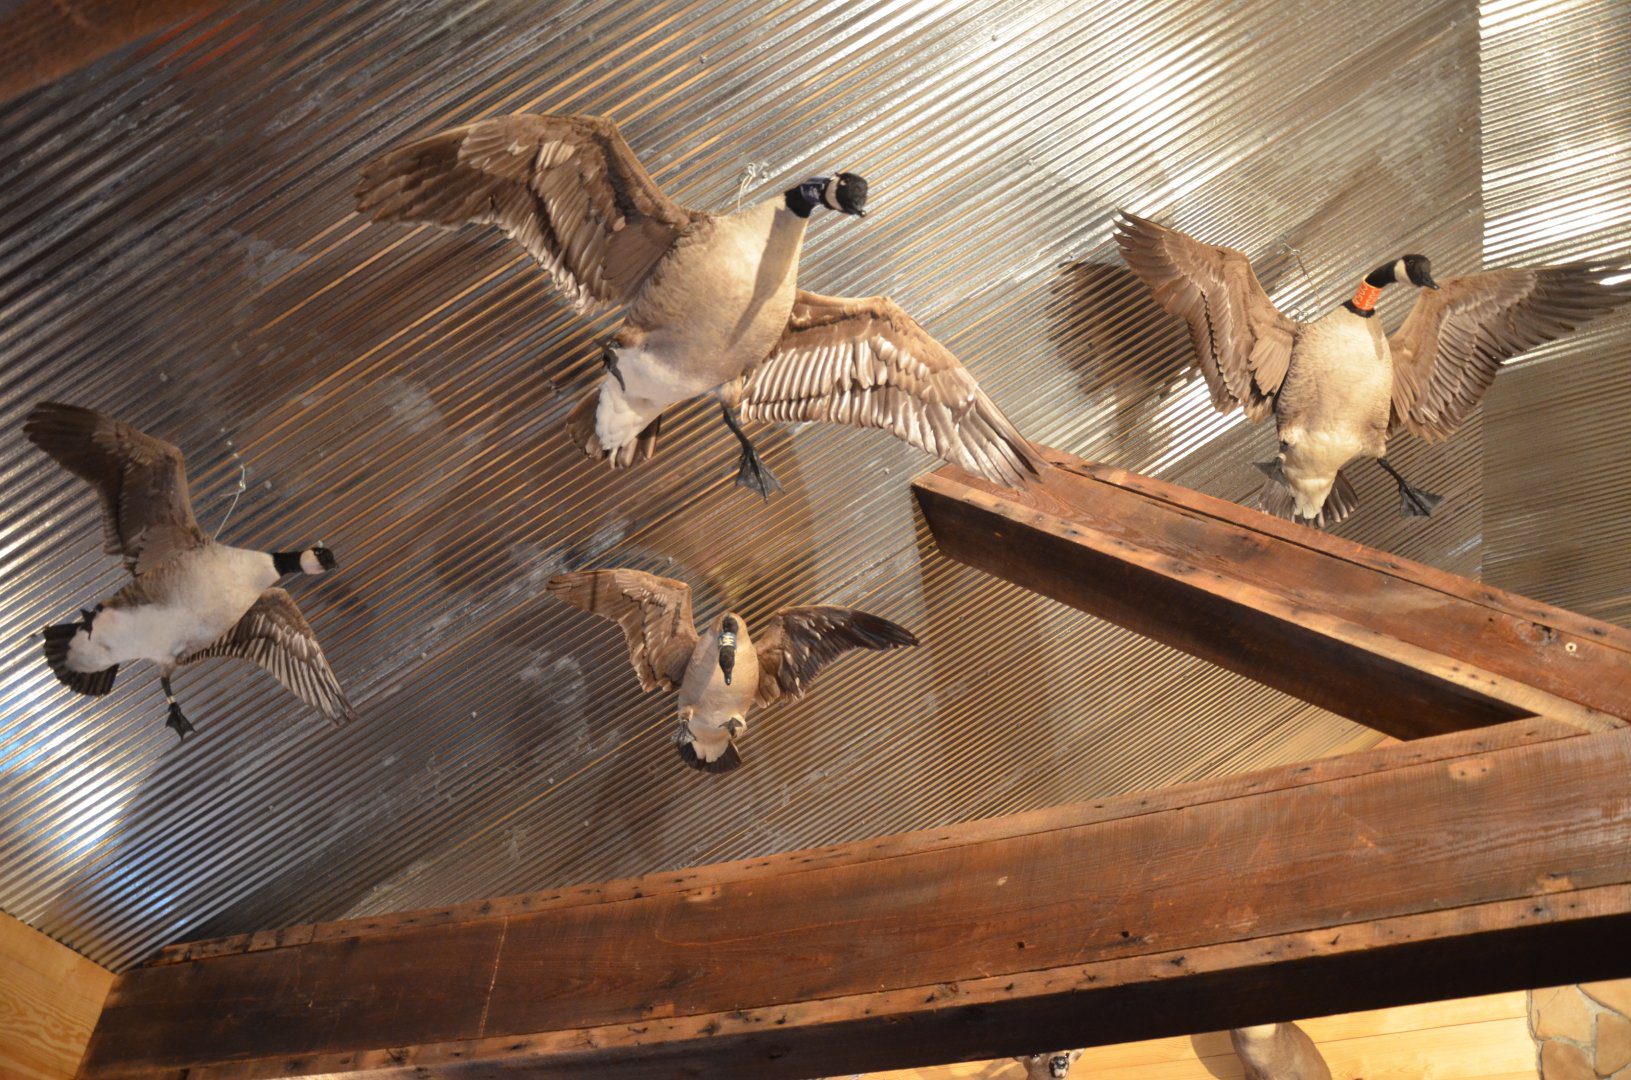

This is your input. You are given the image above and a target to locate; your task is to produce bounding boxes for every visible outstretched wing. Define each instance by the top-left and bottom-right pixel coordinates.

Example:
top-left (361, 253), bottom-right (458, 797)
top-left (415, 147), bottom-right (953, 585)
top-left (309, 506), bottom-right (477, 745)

top-left (547, 569), bottom-right (699, 692)
top-left (754, 606), bottom-right (918, 708)
top-left (740, 291), bottom-right (1041, 487)
top-left (182, 589), bottom-right (355, 724)
top-left (1113, 211), bottom-right (1298, 421)
top-left (355, 113), bottom-right (692, 310)
top-left (1389, 264), bottom-right (1631, 440)
top-left (24, 401), bottom-right (206, 575)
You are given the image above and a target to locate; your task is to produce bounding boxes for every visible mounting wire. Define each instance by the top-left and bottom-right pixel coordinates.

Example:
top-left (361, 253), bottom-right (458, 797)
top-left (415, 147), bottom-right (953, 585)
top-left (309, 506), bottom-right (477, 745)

top-left (736, 161), bottom-right (772, 212)
top-left (1278, 236), bottom-right (1323, 321)
top-left (213, 436), bottom-right (248, 541)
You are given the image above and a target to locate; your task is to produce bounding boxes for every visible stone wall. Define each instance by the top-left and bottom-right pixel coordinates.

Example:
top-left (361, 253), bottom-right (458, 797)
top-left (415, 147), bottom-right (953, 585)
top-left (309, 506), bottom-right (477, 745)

top-left (1532, 981), bottom-right (1631, 1079)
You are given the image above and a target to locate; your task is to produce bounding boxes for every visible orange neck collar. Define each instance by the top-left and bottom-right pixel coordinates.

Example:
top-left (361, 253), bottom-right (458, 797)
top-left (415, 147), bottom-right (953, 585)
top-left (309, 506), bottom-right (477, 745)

top-left (1350, 281), bottom-right (1383, 312)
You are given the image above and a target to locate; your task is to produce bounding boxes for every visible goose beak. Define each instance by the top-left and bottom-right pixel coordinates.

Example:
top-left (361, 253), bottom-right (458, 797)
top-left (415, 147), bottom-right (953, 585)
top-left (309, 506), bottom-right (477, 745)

top-left (1424, 275), bottom-right (1440, 290)
top-left (719, 638), bottom-right (736, 686)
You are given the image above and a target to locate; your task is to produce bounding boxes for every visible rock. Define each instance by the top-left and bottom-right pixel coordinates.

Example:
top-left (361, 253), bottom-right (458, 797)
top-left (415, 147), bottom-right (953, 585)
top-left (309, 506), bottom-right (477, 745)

top-left (1583, 979), bottom-right (1631, 1019)
top-left (1535, 986), bottom-right (1598, 1044)
top-left (1598, 1012), bottom-right (1631, 1076)
top-left (1541, 1039), bottom-right (1594, 1080)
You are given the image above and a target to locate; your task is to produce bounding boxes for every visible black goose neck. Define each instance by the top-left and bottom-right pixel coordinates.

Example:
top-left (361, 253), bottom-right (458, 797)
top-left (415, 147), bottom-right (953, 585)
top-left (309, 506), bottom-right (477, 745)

top-left (272, 551), bottom-right (304, 575)
top-left (784, 185), bottom-right (819, 218)
top-left (1364, 262), bottom-right (1397, 288)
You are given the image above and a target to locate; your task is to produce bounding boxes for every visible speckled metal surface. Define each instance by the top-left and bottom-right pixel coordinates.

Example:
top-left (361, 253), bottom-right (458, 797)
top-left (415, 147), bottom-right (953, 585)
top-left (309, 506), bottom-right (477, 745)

top-left (1479, 0), bottom-right (1631, 623)
top-left (0, 0), bottom-right (1575, 971)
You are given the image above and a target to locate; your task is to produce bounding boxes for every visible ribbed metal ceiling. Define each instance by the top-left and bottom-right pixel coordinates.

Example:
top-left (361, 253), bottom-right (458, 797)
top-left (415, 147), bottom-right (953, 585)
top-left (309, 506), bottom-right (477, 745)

top-left (0, 0), bottom-right (1615, 973)
top-left (1479, 0), bottom-right (1631, 622)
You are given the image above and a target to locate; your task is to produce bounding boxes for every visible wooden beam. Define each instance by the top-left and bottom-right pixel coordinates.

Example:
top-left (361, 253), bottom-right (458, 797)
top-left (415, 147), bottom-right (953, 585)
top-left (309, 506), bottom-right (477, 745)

top-left (0, 0), bottom-right (229, 104)
top-left (79, 720), bottom-right (1631, 1079)
top-left (1, 911), bottom-right (114, 1080)
top-left (913, 449), bottom-right (1631, 739)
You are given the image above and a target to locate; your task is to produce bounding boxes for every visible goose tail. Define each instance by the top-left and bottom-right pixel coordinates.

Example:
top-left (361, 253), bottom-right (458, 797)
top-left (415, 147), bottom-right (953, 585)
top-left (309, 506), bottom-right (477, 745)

top-left (563, 385), bottom-right (661, 468)
top-left (41, 623), bottom-right (119, 696)
top-left (1255, 463), bottom-right (1358, 530)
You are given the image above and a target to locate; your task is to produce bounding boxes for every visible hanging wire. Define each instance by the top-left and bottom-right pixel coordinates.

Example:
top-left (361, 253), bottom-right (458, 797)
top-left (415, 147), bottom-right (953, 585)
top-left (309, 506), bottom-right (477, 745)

top-left (735, 160), bottom-right (773, 211)
top-left (212, 435), bottom-right (248, 541)
top-left (1277, 236), bottom-right (1324, 321)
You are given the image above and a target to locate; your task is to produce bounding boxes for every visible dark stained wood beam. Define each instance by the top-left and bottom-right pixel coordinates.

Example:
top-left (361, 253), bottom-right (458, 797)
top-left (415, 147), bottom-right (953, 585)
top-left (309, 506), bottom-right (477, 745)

top-left (914, 449), bottom-right (1631, 739)
top-left (79, 720), bottom-right (1631, 1079)
top-left (0, 0), bottom-right (230, 104)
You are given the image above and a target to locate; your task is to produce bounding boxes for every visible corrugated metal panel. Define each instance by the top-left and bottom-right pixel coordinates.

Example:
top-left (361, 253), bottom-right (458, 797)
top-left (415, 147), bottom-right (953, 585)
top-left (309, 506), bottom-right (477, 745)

top-left (0, 0), bottom-right (1499, 970)
top-left (1479, 0), bottom-right (1631, 624)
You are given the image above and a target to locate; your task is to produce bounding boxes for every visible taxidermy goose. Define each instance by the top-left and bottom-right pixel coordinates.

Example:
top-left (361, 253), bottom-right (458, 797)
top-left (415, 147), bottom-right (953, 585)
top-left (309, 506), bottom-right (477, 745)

top-left (26, 402), bottom-right (355, 738)
top-left (1015, 1050), bottom-right (1083, 1079)
top-left (354, 113), bottom-right (1039, 498)
top-left (547, 568), bottom-right (918, 771)
top-left (1114, 211), bottom-right (1631, 526)
top-left (1230, 1024), bottom-right (1331, 1080)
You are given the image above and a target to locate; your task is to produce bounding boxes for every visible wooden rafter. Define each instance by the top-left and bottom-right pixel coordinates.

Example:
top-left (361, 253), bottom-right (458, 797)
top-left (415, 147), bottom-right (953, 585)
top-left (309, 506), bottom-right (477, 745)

top-left (913, 449), bottom-right (1631, 738)
top-left (79, 719), bottom-right (1631, 1079)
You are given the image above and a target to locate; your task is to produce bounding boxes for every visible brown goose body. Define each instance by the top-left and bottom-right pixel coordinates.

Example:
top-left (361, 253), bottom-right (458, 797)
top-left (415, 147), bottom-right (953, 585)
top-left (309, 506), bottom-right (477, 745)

top-left (1114, 210), bottom-right (1631, 526)
top-left (356, 113), bottom-right (1039, 491)
top-left (547, 568), bottom-right (918, 772)
top-left (26, 402), bottom-right (355, 736)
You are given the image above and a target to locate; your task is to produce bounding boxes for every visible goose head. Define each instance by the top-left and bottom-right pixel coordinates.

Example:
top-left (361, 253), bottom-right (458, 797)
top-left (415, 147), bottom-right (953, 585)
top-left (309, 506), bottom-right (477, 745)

top-left (717, 614), bottom-right (741, 685)
top-left (274, 546), bottom-right (338, 576)
top-left (1368, 254), bottom-right (1438, 290)
top-left (1016, 1050), bottom-right (1082, 1079)
top-left (785, 173), bottom-right (869, 218)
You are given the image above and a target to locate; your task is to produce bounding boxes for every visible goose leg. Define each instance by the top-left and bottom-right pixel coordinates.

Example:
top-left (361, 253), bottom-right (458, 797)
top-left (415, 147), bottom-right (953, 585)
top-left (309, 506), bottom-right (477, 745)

top-left (1376, 457), bottom-right (1443, 518)
top-left (160, 674), bottom-right (194, 740)
top-left (601, 341), bottom-right (626, 392)
top-left (719, 403), bottom-right (782, 500)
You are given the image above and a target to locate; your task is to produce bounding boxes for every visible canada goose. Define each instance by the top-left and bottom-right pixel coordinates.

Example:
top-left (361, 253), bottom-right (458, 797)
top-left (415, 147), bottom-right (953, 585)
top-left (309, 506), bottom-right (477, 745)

top-left (1114, 211), bottom-right (1631, 526)
top-left (547, 568), bottom-right (918, 771)
top-left (26, 402), bottom-right (355, 738)
top-left (1230, 1024), bottom-right (1332, 1080)
top-left (1015, 1050), bottom-right (1083, 1079)
top-left (354, 113), bottom-right (1040, 499)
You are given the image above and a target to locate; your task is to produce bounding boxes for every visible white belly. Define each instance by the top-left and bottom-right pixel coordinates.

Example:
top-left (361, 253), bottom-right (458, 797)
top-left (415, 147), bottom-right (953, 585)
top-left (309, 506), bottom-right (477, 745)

top-left (68, 545), bottom-right (274, 671)
top-left (596, 201), bottom-right (808, 453)
top-left (594, 347), bottom-right (721, 450)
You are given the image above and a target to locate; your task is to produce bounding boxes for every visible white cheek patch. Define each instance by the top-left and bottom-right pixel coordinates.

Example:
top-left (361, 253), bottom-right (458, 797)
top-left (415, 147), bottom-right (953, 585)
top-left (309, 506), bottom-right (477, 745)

top-left (300, 550), bottom-right (324, 574)
top-left (1394, 257), bottom-right (1409, 284)
top-left (822, 177), bottom-right (843, 210)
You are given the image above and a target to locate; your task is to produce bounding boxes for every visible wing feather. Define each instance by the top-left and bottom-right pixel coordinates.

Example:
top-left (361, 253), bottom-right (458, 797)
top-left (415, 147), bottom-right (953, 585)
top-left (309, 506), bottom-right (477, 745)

top-left (547, 569), bottom-right (699, 692)
top-left (1112, 211), bottom-right (1298, 421)
top-left (181, 589), bottom-right (354, 724)
top-left (754, 606), bottom-right (918, 708)
top-left (355, 113), bottom-right (691, 310)
top-left (24, 402), bottom-right (206, 574)
top-left (1389, 265), bottom-right (1631, 440)
top-left (740, 292), bottom-right (1041, 487)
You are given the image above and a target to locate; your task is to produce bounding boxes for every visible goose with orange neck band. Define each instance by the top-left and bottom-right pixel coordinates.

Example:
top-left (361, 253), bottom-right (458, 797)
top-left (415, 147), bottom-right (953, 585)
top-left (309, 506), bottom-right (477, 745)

top-left (1114, 211), bottom-right (1631, 527)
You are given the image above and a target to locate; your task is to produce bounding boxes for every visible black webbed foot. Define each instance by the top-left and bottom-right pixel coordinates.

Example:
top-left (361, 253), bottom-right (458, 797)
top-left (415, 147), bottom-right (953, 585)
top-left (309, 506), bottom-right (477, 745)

top-left (161, 674), bottom-right (194, 740)
top-left (166, 702), bottom-right (195, 740)
top-left (1254, 459), bottom-right (1286, 482)
top-left (718, 402), bottom-right (781, 501)
top-left (734, 445), bottom-right (783, 501)
top-left (1376, 457), bottom-right (1443, 518)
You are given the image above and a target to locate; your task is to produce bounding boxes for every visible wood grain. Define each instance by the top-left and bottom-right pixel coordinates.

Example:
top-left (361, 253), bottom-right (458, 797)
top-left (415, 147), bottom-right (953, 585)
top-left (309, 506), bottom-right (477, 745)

top-left (0, 910), bottom-right (114, 1080)
top-left (0, 1), bottom-right (231, 103)
top-left (79, 722), bottom-right (1631, 1079)
top-left (913, 450), bottom-right (1631, 738)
